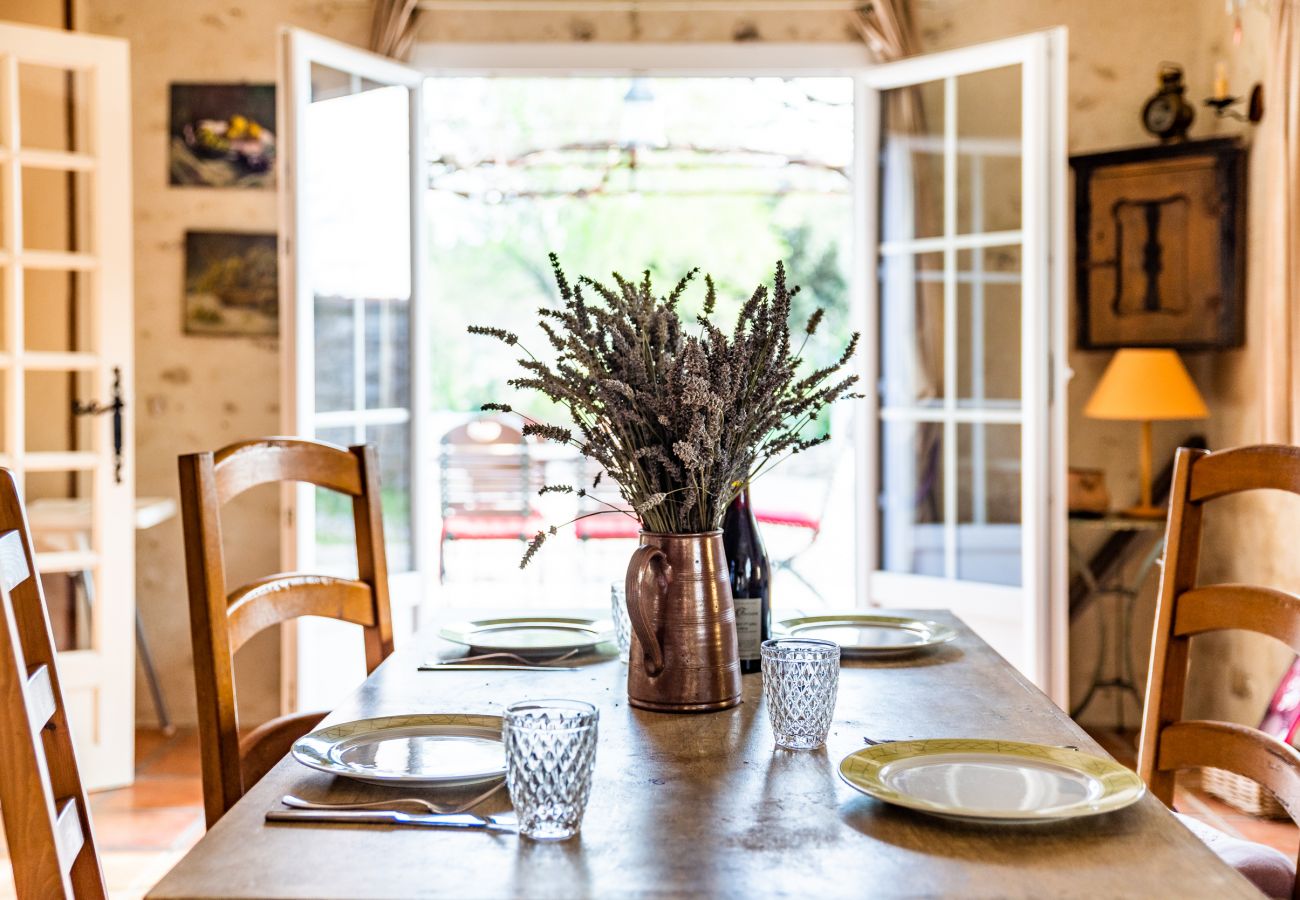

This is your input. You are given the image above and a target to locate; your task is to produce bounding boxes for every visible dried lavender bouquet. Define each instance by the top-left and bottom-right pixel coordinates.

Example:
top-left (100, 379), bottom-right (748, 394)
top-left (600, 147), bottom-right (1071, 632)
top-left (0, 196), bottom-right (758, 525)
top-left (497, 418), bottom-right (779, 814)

top-left (470, 254), bottom-right (860, 566)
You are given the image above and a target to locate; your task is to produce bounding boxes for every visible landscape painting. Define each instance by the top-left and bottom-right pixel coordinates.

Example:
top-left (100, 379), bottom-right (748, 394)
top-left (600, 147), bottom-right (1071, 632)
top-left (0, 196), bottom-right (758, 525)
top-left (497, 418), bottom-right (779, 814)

top-left (183, 231), bottom-right (279, 337)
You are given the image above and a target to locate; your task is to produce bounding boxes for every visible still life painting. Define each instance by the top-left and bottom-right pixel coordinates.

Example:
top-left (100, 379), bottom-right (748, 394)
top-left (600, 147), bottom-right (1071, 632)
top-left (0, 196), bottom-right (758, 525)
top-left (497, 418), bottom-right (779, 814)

top-left (169, 83), bottom-right (276, 188)
top-left (183, 231), bottom-right (279, 337)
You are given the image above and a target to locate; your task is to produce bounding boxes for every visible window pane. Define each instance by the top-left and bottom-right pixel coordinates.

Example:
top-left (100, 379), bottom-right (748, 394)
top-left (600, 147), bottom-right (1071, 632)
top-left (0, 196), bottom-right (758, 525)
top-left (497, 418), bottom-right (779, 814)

top-left (368, 421), bottom-right (412, 573)
top-left (23, 269), bottom-right (90, 353)
top-left (956, 422), bottom-right (1020, 585)
top-left (879, 78), bottom-right (944, 242)
top-left (313, 425), bottom-right (358, 578)
top-left (956, 245), bottom-right (1022, 404)
top-left (314, 296), bottom-right (355, 413)
top-left (956, 65), bottom-right (1021, 235)
top-left (879, 420), bottom-right (944, 577)
top-left (880, 252), bottom-right (944, 409)
top-left (365, 296), bottom-right (410, 411)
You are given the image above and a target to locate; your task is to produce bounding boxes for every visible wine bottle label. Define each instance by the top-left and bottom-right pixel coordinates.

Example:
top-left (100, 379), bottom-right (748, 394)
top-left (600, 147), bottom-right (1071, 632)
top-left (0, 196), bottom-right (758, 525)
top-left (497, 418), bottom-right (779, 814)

top-left (735, 595), bottom-right (762, 661)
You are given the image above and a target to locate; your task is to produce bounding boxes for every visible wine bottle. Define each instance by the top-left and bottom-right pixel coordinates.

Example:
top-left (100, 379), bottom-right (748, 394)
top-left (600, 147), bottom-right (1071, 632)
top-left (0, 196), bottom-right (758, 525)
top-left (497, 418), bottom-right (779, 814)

top-left (723, 487), bottom-right (771, 674)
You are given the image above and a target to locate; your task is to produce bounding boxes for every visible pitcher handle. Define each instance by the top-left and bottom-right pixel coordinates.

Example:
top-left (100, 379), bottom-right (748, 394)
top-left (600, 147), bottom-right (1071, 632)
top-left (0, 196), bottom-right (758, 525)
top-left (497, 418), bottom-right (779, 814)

top-left (625, 545), bottom-right (668, 676)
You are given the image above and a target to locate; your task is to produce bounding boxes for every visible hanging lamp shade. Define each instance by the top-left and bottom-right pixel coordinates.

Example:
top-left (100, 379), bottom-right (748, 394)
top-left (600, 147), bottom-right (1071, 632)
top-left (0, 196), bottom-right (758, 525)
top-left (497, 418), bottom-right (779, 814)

top-left (1084, 349), bottom-right (1209, 421)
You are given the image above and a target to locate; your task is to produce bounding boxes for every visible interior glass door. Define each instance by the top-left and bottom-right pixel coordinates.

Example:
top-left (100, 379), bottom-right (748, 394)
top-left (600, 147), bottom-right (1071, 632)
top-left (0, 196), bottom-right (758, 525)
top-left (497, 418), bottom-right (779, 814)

top-left (861, 31), bottom-right (1067, 697)
top-left (0, 22), bottom-right (136, 789)
top-left (281, 29), bottom-right (427, 711)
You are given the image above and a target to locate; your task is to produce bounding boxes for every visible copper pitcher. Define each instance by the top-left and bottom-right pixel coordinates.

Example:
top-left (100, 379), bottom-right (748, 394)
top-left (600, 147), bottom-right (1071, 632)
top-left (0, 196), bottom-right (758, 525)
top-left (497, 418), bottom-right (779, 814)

top-left (624, 531), bottom-right (742, 713)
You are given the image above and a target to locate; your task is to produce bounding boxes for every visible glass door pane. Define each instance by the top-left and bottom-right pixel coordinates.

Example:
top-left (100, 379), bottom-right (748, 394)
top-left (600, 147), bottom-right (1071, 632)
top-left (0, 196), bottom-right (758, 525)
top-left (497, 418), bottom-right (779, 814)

top-left (303, 64), bottom-right (414, 575)
top-left (876, 62), bottom-right (1025, 589)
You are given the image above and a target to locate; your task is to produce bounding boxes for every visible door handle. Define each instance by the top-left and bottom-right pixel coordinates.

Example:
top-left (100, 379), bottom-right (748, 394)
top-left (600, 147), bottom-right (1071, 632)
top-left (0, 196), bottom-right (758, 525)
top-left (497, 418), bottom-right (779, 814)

top-left (72, 366), bottom-right (124, 484)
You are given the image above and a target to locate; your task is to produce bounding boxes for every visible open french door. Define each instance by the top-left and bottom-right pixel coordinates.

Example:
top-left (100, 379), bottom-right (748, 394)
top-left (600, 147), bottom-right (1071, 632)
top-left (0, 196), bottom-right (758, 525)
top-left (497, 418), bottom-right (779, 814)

top-left (279, 29), bottom-right (428, 711)
top-left (0, 22), bottom-right (135, 788)
top-left (858, 30), bottom-right (1069, 702)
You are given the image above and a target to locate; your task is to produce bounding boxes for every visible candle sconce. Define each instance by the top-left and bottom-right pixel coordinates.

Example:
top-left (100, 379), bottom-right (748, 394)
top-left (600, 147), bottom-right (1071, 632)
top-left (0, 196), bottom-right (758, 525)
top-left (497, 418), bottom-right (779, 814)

top-left (1204, 83), bottom-right (1265, 124)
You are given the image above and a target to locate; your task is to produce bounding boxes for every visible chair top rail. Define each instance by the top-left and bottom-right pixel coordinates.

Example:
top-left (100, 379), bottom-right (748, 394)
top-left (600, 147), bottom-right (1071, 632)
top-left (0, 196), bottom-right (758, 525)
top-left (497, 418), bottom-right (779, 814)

top-left (1189, 445), bottom-right (1300, 503)
top-left (210, 438), bottom-right (363, 504)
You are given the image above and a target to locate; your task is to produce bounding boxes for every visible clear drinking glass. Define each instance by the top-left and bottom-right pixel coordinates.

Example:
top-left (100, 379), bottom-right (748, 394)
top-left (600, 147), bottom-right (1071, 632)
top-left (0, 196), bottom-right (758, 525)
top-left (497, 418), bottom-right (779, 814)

top-left (761, 638), bottom-right (840, 750)
top-left (502, 699), bottom-right (599, 841)
top-left (609, 582), bottom-right (631, 662)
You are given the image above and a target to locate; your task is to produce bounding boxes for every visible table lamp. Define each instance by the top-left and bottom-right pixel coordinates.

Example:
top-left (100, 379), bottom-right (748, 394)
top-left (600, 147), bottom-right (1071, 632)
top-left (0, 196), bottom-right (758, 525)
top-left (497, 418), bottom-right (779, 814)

top-left (1083, 348), bottom-right (1208, 518)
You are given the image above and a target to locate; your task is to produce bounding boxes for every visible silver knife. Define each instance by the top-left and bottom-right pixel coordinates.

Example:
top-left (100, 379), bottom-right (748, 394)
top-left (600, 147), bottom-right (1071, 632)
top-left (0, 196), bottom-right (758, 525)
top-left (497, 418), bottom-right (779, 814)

top-left (266, 809), bottom-right (517, 832)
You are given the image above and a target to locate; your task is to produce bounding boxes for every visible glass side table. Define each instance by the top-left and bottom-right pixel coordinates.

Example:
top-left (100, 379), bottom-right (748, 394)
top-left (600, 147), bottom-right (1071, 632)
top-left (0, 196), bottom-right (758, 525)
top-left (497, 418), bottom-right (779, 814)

top-left (1068, 513), bottom-right (1167, 728)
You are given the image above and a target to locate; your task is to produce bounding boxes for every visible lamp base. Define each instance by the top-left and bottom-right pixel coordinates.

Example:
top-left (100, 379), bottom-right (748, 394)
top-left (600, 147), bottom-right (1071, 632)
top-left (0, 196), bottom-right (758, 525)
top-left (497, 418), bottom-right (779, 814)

top-left (1121, 504), bottom-right (1167, 520)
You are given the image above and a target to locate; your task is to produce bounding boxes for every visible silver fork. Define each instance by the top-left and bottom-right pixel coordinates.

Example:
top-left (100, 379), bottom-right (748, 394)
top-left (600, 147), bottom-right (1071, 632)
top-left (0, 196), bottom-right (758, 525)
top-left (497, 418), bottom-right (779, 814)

top-left (281, 780), bottom-right (505, 816)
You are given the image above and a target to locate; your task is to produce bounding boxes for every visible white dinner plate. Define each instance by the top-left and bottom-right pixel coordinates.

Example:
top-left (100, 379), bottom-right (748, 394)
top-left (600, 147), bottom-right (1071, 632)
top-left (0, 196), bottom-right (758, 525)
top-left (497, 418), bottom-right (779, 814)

top-left (838, 739), bottom-right (1145, 823)
top-left (438, 615), bottom-right (614, 655)
top-left (292, 714), bottom-right (506, 788)
top-left (774, 614), bottom-right (957, 657)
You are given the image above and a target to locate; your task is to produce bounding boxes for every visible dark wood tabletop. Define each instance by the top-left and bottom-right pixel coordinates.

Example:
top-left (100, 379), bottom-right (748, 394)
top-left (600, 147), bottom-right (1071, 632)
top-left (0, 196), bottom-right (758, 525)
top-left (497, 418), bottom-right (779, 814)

top-left (148, 610), bottom-right (1256, 899)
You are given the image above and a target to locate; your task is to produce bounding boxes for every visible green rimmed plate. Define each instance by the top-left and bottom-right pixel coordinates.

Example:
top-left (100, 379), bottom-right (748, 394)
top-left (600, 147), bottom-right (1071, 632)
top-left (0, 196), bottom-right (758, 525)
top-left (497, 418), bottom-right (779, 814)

top-left (838, 739), bottom-right (1145, 823)
top-left (438, 615), bottom-right (614, 655)
top-left (774, 614), bottom-right (957, 657)
top-left (292, 714), bottom-right (505, 788)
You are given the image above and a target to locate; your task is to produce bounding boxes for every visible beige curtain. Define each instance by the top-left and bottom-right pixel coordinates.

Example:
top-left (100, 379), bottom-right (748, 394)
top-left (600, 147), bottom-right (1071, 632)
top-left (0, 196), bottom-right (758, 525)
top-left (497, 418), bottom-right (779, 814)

top-left (370, 0), bottom-right (423, 60)
top-left (1265, 0), bottom-right (1300, 442)
top-left (852, 1), bottom-right (917, 61)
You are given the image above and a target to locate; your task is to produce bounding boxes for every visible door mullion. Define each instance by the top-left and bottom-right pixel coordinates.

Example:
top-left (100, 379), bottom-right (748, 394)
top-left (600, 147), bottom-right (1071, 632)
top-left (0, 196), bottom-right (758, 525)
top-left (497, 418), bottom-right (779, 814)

top-left (2, 54), bottom-right (24, 485)
top-left (942, 75), bottom-right (957, 581)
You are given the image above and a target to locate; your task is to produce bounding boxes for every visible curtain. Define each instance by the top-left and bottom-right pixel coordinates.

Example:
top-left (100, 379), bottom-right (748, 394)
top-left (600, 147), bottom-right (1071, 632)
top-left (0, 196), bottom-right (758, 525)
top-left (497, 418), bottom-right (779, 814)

top-left (370, 0), bottom-right (423, 60)
top-left (1265, 0), bottom-right (1300, 442)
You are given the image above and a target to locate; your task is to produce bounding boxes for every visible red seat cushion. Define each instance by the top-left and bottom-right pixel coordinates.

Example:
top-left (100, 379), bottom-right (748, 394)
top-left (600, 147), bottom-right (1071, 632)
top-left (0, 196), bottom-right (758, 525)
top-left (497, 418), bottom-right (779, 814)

top-left (754, 507), bottom-right (820, 534)
top-left (575, 514), bottom-right (641, 540)
top-left (442, 513), bottom-right (544, 541)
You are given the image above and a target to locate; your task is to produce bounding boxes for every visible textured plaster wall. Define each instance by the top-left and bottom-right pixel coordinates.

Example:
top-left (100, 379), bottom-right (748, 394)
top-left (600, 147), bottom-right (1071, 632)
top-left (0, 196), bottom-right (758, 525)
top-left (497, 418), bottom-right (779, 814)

top-left (84, 0), bottom-right (370, 727)
top-left (51, 0), bottom-right (1272, 727)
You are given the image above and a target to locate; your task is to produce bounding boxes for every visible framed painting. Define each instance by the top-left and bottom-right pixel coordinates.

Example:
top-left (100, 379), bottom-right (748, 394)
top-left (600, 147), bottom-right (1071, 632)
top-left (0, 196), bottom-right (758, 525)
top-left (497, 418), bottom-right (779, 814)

top-left (183, 231), bottom-right (278, 337)
top-left (169, 83), bottom-right (276, 189)
top-left (1071, 138), bottom-right (1245, 350)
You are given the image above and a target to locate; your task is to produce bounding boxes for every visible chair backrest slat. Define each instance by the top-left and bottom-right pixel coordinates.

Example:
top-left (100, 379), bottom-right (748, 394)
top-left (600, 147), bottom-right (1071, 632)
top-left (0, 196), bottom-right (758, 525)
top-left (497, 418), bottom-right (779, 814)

top-left (225, 574), bottom-right (377, 653)
top-left (179, 438), bottom-right (394, 828)
top-left (25, 663), bottom-right (57, 733)
top-left (0, 469), bottom-right (105, 899)
top-left (1139, 444), bottom-right (1300, 896)
top-left (1174, 584), bottom-right (1300, 654)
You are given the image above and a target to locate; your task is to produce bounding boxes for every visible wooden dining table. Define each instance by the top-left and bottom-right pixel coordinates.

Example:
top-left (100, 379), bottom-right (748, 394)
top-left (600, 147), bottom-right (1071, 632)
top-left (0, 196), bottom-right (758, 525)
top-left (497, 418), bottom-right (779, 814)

top-left (148, 609), bottom-right (1257, 899)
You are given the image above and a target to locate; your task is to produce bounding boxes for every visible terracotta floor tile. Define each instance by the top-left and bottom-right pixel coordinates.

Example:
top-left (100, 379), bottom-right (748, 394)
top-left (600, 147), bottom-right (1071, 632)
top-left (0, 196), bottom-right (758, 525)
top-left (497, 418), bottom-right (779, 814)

top-left (136, 729), bottom-right (202, 778)
top-left (133, 728), bottom-right (172, 765)
top-left (92, 776), bottom-right (205, 812)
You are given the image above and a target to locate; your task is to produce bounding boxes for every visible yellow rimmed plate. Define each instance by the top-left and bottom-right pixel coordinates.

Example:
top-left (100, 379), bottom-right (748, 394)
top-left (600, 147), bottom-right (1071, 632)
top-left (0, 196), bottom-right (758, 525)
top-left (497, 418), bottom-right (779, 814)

top-left (438, 615), bottom-right (614, 655)
top-left (292, 713), bottom-right (505, 788)
top-left (774, 614), bottom-right (957, 657)
top-left (838, 739), bottom-right (1145, 823)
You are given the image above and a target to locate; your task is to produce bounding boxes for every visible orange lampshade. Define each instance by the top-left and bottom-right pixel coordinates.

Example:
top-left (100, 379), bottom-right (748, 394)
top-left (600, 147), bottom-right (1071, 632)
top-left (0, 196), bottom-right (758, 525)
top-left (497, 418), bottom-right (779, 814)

top-left (1084, 349), bottom-right (1209, 421)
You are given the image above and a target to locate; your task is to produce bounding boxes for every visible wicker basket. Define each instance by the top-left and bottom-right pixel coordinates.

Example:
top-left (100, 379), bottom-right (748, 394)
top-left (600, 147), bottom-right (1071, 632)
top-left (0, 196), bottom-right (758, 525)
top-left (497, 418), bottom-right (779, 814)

top-left (1201, 767), bottom-right (1290, 819)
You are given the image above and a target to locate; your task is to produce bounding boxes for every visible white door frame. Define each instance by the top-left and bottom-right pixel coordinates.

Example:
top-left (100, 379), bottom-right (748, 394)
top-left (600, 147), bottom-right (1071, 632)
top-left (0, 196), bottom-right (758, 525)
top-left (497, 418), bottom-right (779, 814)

top-left (0, 21), bottom-right (136, 789)
top-left (279, 28), bottom-right (428, 710)
top-left (321, 36), bottom-right (1067, 700)
top-left (858, 29), bottom-right (1069, 703)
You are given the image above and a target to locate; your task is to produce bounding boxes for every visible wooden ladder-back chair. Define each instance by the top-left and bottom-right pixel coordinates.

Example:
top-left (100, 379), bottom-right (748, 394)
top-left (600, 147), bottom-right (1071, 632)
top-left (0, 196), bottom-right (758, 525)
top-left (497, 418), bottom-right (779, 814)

top-left (0, 468), bottom-right (105, 898)
top-left (1139, 444), bottom-right (1300, 898)
top-left (179, 438), bottom-right (394, 828)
